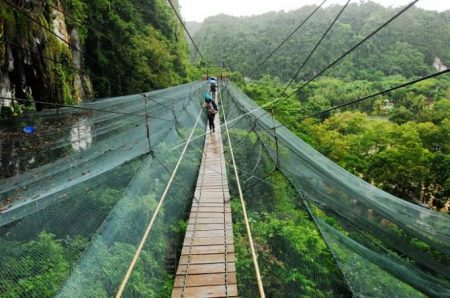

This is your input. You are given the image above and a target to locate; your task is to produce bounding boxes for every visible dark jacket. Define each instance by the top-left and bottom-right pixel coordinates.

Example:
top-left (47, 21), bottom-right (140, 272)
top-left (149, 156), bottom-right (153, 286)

top-left (203, 99), bottom-right (218, 115)
top-left (209, 100), bottom-right (218, 111)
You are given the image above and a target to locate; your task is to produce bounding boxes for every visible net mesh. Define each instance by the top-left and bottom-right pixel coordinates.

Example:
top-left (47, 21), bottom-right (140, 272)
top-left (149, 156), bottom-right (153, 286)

top-left (0, 81), bottom-right (208, 297)
top-left (1, 79), bottom-right (449, 297)
top-left (221, 81), bottom-right (450, 297)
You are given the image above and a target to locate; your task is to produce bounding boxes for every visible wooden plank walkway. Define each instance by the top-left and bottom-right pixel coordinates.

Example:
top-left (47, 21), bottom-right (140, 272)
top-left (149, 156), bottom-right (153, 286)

top-left (172, 113), bottom-right (238, 297)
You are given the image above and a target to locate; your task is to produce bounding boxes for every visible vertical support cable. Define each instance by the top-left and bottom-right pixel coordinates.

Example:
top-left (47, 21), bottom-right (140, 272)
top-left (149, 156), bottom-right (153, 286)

top-left (270, 108), bottom-right (280, 169)
top-left (220, 83), bottom-right (266, 298)
top-left (143, 95), bottom-right (153, 155)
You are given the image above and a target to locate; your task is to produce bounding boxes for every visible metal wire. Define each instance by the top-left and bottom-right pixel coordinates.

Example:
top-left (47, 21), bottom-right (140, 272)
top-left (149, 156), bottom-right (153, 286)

top-left (0, 95), bottom-right (173, 121)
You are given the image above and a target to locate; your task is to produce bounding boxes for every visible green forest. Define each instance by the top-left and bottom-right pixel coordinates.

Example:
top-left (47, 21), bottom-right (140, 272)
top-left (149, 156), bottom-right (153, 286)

top-left (1, 0), bottom-right (449, 297)
top-left (192, 2), bottom-right (450, 210)
top-left (238, 75), bottom-right (450, 209)
top-left (192, 2), bottom-right (450, 81)
top-left (0, 0), bottom-right (193, 117)
top-left (225, 128), bottom-right (436, 298)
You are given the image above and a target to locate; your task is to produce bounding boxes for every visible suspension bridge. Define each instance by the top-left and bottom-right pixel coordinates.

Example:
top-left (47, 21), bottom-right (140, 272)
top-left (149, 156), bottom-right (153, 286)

top-left (1, 79), bottom-right (449, 298)
top-left (1, 0), bottom-right (450, 297)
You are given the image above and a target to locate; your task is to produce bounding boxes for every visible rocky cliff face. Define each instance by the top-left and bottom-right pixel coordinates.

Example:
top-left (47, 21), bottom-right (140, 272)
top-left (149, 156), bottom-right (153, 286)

top-left (0, 0), bottom-right (190, 118)
top-left (0, 0), bottom-right (93, 115)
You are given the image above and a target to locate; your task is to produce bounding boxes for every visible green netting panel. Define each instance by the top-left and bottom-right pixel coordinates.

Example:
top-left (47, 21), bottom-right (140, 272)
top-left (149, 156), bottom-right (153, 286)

top-left (0, 81), bottom-right (209, 297)
top-left (221, 81), bottom-right (450, 297)
top-left (221, 124), bottom-right (351, 297)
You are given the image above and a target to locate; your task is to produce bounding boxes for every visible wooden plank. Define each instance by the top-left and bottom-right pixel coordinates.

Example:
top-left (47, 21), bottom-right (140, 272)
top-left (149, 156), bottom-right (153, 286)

top-left (172, 114), bottom-right (238, 297)
top-left (183, 236), bottom-right (234, 246)
top-left (179, 253), bottom-right (235, 265)
top-left (187, 223), bottom-right (232, 231)
top-left (195, 198), bottom-right (225, 203)
top-left (198, 189), bottom-right (227, 192)
top-left (172, 284), bottom-right (238, 298)
top-left (198, 193), bottom-right (227, 199)
top-left (198, 182), bottom-right (227, 185)
top-left (188, 217), bottom-right (230, 224)
top-left (173, 273), bottom-right (237, 288)
top-left (192, 202), bottom-right (225, 207)
top-left (189, 212), bottom-right (231, 219)
top-left (187, 219), bottom-right (232, 227)
top-left (194, 206), bottom-right (230, 213)
top-left (181, 245), bottom-right (235, 255)
top-left (184, 229), bottom-right (231, 238)
top-left (176, 262), bottom-right (236, 275)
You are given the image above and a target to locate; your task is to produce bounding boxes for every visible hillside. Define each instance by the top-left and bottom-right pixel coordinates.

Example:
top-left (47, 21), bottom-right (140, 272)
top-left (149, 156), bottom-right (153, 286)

top-left (186, 21), bottom-right (202, 36)
top-left (192, 2), bottom-right (450, 81)
top-left (0, 0), bottom-right (189, 116)
top-left (190, 2), bottom-right (450, 210)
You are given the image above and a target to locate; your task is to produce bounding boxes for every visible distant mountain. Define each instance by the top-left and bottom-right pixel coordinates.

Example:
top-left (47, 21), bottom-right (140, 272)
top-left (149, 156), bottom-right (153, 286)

top-left (186, 21), bottom-right (203, 36)
top-left (191, 2), bottom-right (450, 81)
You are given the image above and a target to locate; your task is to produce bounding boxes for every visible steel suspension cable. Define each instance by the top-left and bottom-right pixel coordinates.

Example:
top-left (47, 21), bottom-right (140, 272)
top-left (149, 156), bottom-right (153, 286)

top-left (285, 0), bottom-right (419, 100)
top-left (114, 107), bottom-right (204, 298)
top-left (279, 68), bottom-right (450, 127)
top-left (0, 95), bottom-right (173, 121)
top-left (220, 85), bottom-right (266, 297)
top-left (280, 0), bottom-right (350, 97)
top-left (222, 0), bottom-right (419, 131)
top-left (251, 0), bottom-right (327, 78)
top-left (167, 0), bottom-right (207, 65)
top-left (168, 1), bottom-right (418, 152)
top-left (1, 38), bottom-right (185, 110)
top-left (230, 69), bottom-right (450, 134)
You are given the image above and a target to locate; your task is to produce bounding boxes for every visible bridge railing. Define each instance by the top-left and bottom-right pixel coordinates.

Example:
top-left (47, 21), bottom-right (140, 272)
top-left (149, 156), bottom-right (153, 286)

top-left (222, 81), bottom-right (450, 298)
top-left (0, 81), bottom-right (207, 297)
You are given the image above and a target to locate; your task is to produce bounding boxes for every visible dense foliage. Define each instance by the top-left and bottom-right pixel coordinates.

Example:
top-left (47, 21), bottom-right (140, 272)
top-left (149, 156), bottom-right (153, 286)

top-left (1, 0), bottom-right (449, 296)
top-left (63, 0), bottom-right (191, 96)
top-left (225, 128), bottom-right (435, 297)
top-left (225, 132), bottom-right (351, 297)
top-left (0, 136), bottom-right (202, 297)
top-left (0, 0), bottom-right (192, 118)
top-left (192, 1), bottom-right (450, 210)
top-left (192, 2), bottom-right (450, 81)
top-left (239, 74), bottom-right (450, 209)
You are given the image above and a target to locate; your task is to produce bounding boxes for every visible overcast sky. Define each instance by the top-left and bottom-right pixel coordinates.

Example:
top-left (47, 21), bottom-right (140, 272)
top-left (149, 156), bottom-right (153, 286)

top-left (178, 0), bottom-right (449, 22)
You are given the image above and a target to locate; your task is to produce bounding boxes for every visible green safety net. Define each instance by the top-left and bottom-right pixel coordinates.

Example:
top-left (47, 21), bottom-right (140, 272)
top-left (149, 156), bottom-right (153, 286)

top-left (1, 79), bottom-right (449, 297)
top-left (220, 81), bottom-right (450, 298)
top-left (0, 81), bottom-right (208, 297)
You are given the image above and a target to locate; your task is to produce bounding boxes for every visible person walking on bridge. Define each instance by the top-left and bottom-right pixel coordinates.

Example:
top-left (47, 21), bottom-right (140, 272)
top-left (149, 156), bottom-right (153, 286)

top-left (203, 93), bottom-right (218, 133)
top-left (210, 79), bottom-right (218, 102)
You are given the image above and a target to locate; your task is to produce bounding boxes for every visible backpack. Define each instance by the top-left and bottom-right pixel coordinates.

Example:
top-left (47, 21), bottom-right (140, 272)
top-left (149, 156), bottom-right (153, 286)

top-left (206, 102), bottom-right (217, 116)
